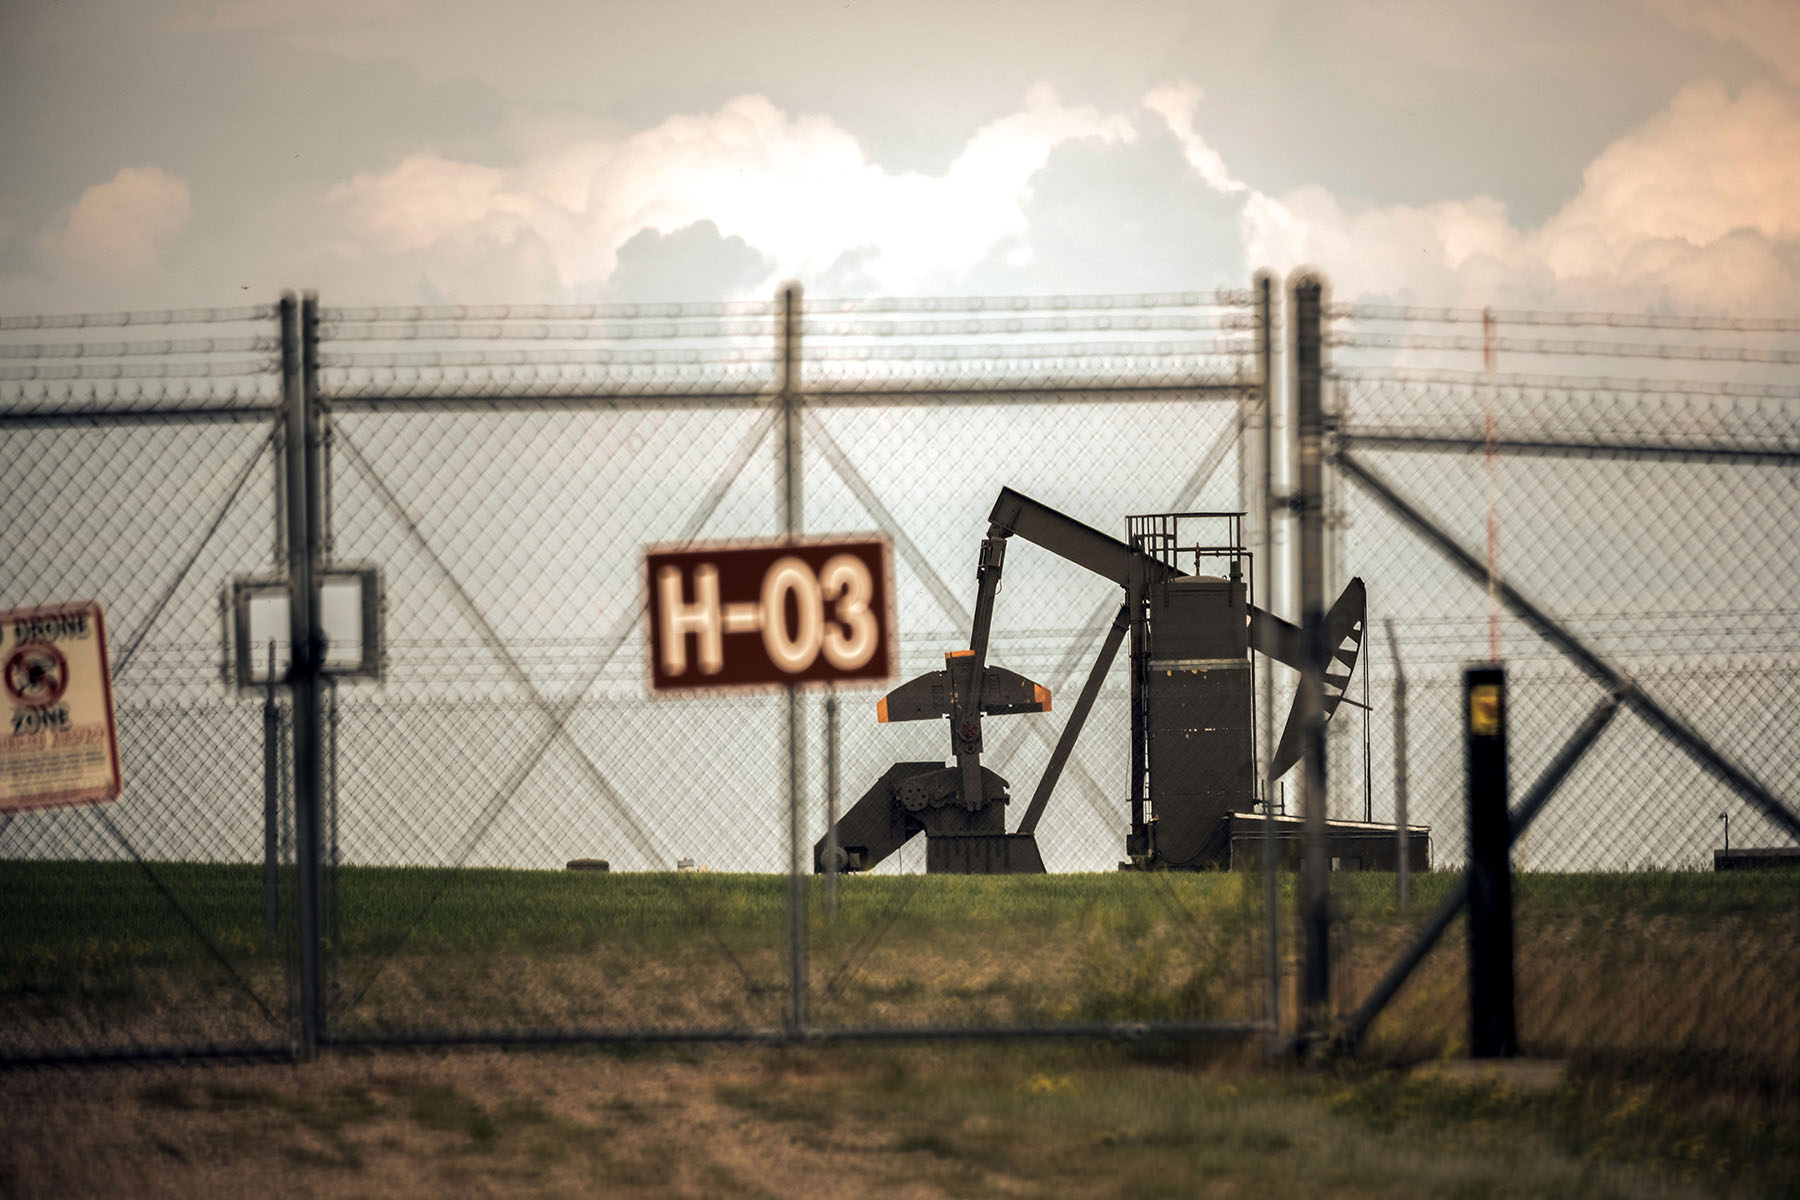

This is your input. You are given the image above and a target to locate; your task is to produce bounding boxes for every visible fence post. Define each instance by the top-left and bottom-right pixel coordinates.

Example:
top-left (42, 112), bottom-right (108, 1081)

top-left (779, 282), bottom-right (809, 1035)
top-left (1255, 272), bottom-right (1281, 1032)
top-left (1292, 273), bottom-right (1330, 1039)
top-left (263, 641), bottom-right (280, 952)
top-left (1465, 664), bottom-right (1517, 1058)
top-left (282, 293), bottom-right (326, 1059)
top-left (1385, 617), bottom-right (1410, 909)
top-left (824, 690), bottom-right (840, 922)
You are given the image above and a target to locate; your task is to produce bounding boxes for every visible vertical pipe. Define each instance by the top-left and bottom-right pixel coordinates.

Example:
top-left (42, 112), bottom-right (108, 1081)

top-left (1362, 649), bottom-right (1372, 823)
top-left (327, 675), bottom-right (341, 991)
top-left (1385, 617), bottom-right (1410, 909)
top-left (1465, 664), bottom-right (1517, 1057)
top-left (779, 282), bottom-right (808, 1034)
top-left (263, 640), bottom-right (279, 952)
top-left (1127, 557), bottom-right (1147, 849)
top-left (824, 691), bottom-right (840, 921)
top-left (282, 293), bottom-right (324, 1059)
top-left (1256, 272), bottom-right (1280, 1033)
top-left (316, 300), bottom-right (341, 1007)
top-left (1482, 309), bottom-right (1502, 663)
top-left (1292, 274), bottom-right (1330, 1035)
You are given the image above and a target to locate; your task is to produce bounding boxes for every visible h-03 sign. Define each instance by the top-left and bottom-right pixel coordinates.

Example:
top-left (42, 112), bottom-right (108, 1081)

top-left (646, 538), bottom-right (895, 692)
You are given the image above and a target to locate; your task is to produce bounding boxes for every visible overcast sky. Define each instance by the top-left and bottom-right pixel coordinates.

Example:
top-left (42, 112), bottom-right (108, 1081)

top-left (3, 0), bottom-right (1798, 313)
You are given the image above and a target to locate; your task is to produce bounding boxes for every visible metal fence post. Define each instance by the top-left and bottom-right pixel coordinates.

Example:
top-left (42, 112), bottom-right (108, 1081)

top-left (1385, 617), bottom-right (1410, 910)
top-left (824, 690), bottom-right (840, 922)
top-left (282, 293), bottom-right (326, 1059)
top-left (1292, 273), bottom-right (1330, 1038)
top-left (263, 641), bottom-right (280, 952)
top-left (1256, 272), bottom-right (1281, 1032)
top-left (779, 282), bottom-right (808, 1035)
top-left (1465, 664), bottom-right (1517, 1058)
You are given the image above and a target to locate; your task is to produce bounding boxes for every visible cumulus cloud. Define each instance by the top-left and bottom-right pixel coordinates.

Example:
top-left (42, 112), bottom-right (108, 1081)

top-left (1229, 81), bottom-right (1800, 311)
top-left (323, 85), bottom-right (1135, 299)
top-left (1141, 83), bottom-right (1247, 194)
top-left (40, 166), bottom-right (192, 280)
top-left (1638, 0), bottom-right (1800, 87)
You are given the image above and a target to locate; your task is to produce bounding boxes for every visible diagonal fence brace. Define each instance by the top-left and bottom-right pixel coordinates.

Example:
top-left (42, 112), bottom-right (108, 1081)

top-left (1333, 448), bottom-right (1800, 845)
top-left (1337, 690), bottom-right (1623, 1053)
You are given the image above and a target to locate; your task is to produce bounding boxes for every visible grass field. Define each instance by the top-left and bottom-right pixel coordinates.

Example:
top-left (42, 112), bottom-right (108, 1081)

top-left (4, 862), bottom-right (1797, 1080)
top-left (5, 863), bottom-right (1799, 1195)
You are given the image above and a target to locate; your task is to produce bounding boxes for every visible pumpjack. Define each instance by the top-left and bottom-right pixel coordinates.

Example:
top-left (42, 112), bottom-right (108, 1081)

top-left (814, 487), bottom-right (1368, 874)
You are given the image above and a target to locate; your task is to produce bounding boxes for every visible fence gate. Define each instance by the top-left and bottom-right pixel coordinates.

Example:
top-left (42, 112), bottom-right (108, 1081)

top-left (1297, 282), bottom-right (1800, 1071)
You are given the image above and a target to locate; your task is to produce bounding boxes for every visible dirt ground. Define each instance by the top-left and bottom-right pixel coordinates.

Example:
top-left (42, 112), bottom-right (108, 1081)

top-left (1, 1048), bottom-right (917, 1199)
top-left (0, 1043), bottom-right (1773, 1199)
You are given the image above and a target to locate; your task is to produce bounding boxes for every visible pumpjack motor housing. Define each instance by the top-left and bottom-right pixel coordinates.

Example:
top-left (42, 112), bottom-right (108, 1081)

top-left (814, 487), bottom-right (1369, 875)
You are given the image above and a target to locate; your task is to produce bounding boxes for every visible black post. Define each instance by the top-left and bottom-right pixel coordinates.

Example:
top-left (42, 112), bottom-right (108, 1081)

top-left (1465, 664), bottom-right (1517, 1058)
top-left (1293, 274), bottom-right (1330, 1033)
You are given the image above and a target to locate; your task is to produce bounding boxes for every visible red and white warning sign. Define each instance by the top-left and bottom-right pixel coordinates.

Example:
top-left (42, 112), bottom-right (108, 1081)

top-left (1, 600), bottom-right (122, 813)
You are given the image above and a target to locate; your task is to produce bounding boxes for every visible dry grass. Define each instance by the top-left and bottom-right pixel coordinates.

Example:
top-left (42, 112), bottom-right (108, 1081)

top-left (8, 1041), bottom-right (1794, 1198)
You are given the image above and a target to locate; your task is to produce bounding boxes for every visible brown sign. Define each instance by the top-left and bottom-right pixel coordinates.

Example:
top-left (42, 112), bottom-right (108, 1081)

top-left (1, 600), bottom-right (122, 813)
top-left (646, 538), bottom-right (895, 692)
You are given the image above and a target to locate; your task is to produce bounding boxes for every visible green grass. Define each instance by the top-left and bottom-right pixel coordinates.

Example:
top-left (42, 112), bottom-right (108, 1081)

top-left (4, 860), bottom-right (1797, 1088)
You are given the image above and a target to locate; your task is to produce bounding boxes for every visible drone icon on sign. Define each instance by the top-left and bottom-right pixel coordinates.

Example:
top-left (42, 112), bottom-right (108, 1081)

top-left (4, 643), bottom-right (69, 709)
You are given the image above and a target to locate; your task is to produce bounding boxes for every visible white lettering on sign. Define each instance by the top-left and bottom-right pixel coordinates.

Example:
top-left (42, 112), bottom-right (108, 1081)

top-left (657, 563), bottom-right (722, 675)
top-left (820, 554), bottom-right (877, 670)
top-left (761, 556), bottom-right (824, 672)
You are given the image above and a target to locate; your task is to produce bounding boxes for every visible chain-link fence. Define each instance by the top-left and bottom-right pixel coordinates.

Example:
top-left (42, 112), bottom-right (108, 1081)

top-left (1314, 289), bottom-right (1800, 1077)
top-left (5, 279), bottom-right (1796, 1073)
top-left (0, 305), bottom-right (301, 1062)
top-left (4, 285), bottom-right (1279, 1061)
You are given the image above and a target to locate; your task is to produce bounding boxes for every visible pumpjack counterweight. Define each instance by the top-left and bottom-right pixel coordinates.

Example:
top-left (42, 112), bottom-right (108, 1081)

top-left (814, 487), bottom-right (1383, 875)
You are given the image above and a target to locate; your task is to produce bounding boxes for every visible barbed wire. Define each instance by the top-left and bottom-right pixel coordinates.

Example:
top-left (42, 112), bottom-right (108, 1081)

top-left (0, 378), bottom-right (282, 411)
top-left (806, 313), bottom-right (1255, 337)
top-left (804, 288), bottom-right (1255, 314)
top-left (1327, 330), bottom-right (1800, 364)
top-left (321, 319), bottom-right (773, 343)
top-left (320, 315), bottom-right (1256, 344)
top-left (323, 300), bottom-right (776, 322)
top-left (0, 336), bottom-right (280, 360)
top-left (319, 289), bottom-right (1256, 325)
top-left (0, 359), bottom-right (278, 382)
top-left (1326, 365), bottom-right (1800, 401)
top-left (0, 304), bottom-right (278, 330)
top-left (1330, 302), bottom-right (1800, 334)
top-left (320, 347), bottom-right (774, 370)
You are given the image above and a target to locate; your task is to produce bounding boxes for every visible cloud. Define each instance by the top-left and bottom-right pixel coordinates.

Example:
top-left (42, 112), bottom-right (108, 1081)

top-left (605, 220), bottom-right (775, 302)
top-left (39, 166), bottom-right (192, 280)
top-left (1141, 83), bottom-right (1247, 194)
top-left (321, 85), bottom-right (1135, 299)
top-left (1233, 81), bottom-right (1800, 311)
top-left (1638, 0), bottom-right (1800, 87)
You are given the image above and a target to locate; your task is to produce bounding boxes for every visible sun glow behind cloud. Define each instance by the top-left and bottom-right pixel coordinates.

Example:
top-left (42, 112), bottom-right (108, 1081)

top-left (323, 85), bottom-right (1137, 300)
top-left (7, 63), bottom-right (1800, 315)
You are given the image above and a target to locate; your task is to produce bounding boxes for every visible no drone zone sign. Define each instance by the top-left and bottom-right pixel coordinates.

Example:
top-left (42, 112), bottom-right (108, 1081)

top-left (1, 600), bottom-right (122, 813)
